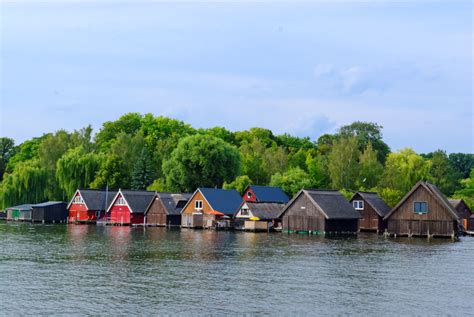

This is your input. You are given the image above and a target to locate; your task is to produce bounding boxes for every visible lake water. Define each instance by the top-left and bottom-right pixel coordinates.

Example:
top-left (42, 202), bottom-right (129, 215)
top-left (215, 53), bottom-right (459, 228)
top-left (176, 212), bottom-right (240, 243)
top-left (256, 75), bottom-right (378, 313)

top-left (0, 222), bottom-right (473, 316)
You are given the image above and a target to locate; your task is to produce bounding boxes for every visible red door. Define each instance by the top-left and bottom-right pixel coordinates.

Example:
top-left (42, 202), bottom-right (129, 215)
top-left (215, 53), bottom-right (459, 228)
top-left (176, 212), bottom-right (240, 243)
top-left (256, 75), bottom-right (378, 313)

top-left (109, 206), bottom-right (131, 224)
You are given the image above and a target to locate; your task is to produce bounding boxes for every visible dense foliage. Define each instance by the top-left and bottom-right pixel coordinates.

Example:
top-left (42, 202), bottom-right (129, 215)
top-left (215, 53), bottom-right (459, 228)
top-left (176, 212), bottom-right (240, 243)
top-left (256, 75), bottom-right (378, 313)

top-left (1, 114), bottom-right (473, 210)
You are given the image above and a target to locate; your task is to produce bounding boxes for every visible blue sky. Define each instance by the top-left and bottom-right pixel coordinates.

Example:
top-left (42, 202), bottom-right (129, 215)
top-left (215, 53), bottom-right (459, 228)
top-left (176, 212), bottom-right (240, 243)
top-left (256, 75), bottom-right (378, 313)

top-left (1, 1), bottom-right (472, 153)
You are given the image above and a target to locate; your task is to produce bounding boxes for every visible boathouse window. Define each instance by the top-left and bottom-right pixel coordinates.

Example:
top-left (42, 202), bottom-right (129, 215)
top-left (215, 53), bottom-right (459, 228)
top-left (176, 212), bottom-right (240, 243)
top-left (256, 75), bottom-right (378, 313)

top-left (353, 200), bottom-right (364, 210)
top-left (247, 192), bottom-right (252, 199)
top-left (241, 208), bottom-right (249, 216)
top-left (195, 200), bottom-right (203, 210)
top-left (73, 196), bottom-right (83, 204)
top-left (116, 197), bottom-right (126, 206)
top-left (414, 202), bottom-right (428, 214)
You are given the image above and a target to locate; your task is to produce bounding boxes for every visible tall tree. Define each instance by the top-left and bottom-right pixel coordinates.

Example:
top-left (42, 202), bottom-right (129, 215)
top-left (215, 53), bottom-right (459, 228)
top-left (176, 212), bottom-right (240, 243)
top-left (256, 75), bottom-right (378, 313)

top-left (0, 137), bottom-right (15, 180)
top-left (240, 139), bottom-right (269, 185)
top-left (358, 142), bottom-right (383, 189)
top-left (427, 150), bottom-right (459, 195)
top-left (162, 134), bottom-right (241, 192)
top-left (131, 147), bottom-right (156, 190)
top-left (337, 121), bottom-right (390, 163)
top-left (448, 153), bottom-right (474, 179)
top-left (90, 154), bottom-right (131, 189)
top-left (328, 136), bottom-right (360, 190)
top-left (306, 153), bottom-right (331, 188)
top-left (453, 168), bottom-right (474, 209)
top-left (223, 175), bottom-right (252, 194)
top-left (381, 148), bottom-right (430, 194)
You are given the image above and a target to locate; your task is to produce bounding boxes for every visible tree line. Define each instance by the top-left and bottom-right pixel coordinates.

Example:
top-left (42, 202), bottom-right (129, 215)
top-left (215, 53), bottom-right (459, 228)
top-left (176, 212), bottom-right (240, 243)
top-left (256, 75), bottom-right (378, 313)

top-left (0, 113), bottom-right (473, 209)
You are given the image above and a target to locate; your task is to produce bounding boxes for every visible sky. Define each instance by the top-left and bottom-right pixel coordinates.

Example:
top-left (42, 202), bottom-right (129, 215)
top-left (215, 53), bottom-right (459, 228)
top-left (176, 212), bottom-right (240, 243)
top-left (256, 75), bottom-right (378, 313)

top-left (0, 1), bottom-right (472, 153)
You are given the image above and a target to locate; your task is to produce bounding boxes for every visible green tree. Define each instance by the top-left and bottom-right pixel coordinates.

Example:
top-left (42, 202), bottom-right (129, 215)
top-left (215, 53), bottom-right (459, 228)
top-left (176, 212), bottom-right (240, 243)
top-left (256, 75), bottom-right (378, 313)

top-left (240, 139), bottom-right (269, 184)
top-left (378, 187), bottom-right (404, 208)
top-left (453, 168), bottom-right (474, 209)
top-left (56, 147), bottom-right (102, 198)
top-left (162, 134), bottom-right (241, 192)
top-left (328, 136), bottom-right (360, 190)
top-left (315, 134), bottom-right (336, 156)
top-left (358, 142), bottom-right (383, 189)
top-left (91, 154), bottom-right (131, 189)
top-left (426, 150), bottom-right (459, 195)
top-left (223, 175), bottom-right (252, 194)
top-left (448, 153), bottom-right (474, 179)
top-left (288, 148), bottom-right (308, 171)
top-left (337, 121), bottom-right (390, 163)
top-left (270, 167), bottom-right (313, 197)
top-left (381, 148), bottom-right (430, 194)
top-left (6, 136), bottom-right (47, 173)
top-left (147, 178), bottom-right (169, 192)
top-left (131, 148), bottom-right (156, 190)
top-left (0, 137), bottom-right (15, 180)
top-left (306, 153), bottom-right (331, 188)
top-left (276, 134), bottom-right (316, 154)
top-left (94, 112), bottom-right (144, 150)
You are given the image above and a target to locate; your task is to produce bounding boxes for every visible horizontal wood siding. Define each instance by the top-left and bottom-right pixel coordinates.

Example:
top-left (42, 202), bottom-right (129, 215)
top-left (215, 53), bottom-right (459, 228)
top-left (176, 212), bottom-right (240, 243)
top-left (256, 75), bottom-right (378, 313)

top-left (182, 191), bottom-right (213, 215)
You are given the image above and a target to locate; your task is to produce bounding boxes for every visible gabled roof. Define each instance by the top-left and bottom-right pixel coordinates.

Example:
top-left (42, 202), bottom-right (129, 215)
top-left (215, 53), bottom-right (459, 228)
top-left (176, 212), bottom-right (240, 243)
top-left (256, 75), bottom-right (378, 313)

top-left (384, 181), bottom-right (460, 220)
top-left (153, 192), bottom-right (192, 215)
top-left (195, 188), bottom-right (243, 215)
top-left (351, 192), bottom-right (391, 217)
top-left (449, 199), bottom-right (462, 208)
top-left (67, 189), bottom-right (117, 211)
top-left (110, 189), bottom-right (156, 214)
top-left (280, 189), bottom-right (361, 220)
top-left (239, 201), bottom-right (285, 220)
top-left (5, 204), bottom-right (34, 211)
top-left (246, 185), bottom-right (290, 203)
top-left (32, 201), bottom-right (65, 208)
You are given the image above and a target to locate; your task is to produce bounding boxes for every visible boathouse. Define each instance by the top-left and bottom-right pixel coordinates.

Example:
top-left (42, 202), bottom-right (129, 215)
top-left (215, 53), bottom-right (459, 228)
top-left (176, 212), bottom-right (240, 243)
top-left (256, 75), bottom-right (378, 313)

top-left (279, 189), bottom-right (360, 234)
top-left (67, 189), bottom-right (117, 223)
top-left (31, 202), bottom-right (68, 223)
top-left (350, 192), bottom-right (390, 232)
top-left (234, 201), bottom-right (285, 231)
top-left (384, 182), bottom-right (460, 238)
top-left (242, 185), bottom-right (289, 203)
top-left (106, 189), bottom-right (156, 225)
top-left (449, 199), bottom-right (473, 231)
top-left (145, 192), bottom-right (191, 227)
top-left (6, 204), bottom-right (33, 221)
top-left (181, 188), bottom-right (242, 229)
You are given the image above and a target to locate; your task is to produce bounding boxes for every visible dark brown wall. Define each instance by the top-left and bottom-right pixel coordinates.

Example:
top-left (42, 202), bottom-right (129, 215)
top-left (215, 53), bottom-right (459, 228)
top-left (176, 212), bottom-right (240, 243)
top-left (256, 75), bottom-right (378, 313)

top-left (147, 197), bottom-right (167, 225)
top-left (351, 193), bottom-right (385, 231)
top-left (387, 185), bottom-right (458, 236)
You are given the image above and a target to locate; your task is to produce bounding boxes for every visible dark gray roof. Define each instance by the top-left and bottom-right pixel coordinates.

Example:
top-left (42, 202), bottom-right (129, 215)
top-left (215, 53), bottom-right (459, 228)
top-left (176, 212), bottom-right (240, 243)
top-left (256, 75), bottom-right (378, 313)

top-left (121, 190), bottom-right (156, 214)
top-left (155, 192), bottom-right (192, 215)
top-left (199, 188), bottom-right (243, 215)
top-left (241, 202), bottom-right (285, 220)
top-left (32, 201), bottom-right (65, 208)
top-left (425, 183), bottom-right (460, 220)
top-left (6, 204), bottom-right (34, 211)
top-left (249, 185), bottom-right (289, 203)
top-left (354, 192), bottom-right (391, 217)
top-left (79, 189), bottom-right (118, 211)
top-left (448, 199), bottom-right (462, 208)
top-left (306, 189), bottom-right (361, 219)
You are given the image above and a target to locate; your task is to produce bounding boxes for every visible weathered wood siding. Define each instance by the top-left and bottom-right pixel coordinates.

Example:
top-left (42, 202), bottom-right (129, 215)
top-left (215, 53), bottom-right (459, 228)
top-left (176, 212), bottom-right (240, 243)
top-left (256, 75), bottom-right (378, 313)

top-left (453, 200), bottom-right (472, 230)
top-left (351, 193), bottom-right (385, 231)
top-left (244, 220), bottom-right (268, 231)
top-left (282, 193), bottom-right (326, 232)
top-left (146, 197), bottom-right (168, 226)
top-left (387, 185), bottom-right (457, 236)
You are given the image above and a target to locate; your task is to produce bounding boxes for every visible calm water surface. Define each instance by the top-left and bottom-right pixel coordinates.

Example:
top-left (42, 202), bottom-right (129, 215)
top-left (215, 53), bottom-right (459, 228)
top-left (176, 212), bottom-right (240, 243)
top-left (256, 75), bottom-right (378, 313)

top-left (0, 222), bottom-right (473, 316)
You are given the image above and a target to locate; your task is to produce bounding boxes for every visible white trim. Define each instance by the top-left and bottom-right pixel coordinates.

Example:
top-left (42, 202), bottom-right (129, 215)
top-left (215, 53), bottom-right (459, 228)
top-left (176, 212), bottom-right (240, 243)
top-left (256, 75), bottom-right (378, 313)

top-left (107, 189), bottom-right (133, 213)
top-left (180, 188), bottom-right (215, 214)
top-left (67, 189), bottom-right (90, 211)
top-left (413, 201), bottom-right (428, 214)
top-left (353, 200), bottom-right (364, 210)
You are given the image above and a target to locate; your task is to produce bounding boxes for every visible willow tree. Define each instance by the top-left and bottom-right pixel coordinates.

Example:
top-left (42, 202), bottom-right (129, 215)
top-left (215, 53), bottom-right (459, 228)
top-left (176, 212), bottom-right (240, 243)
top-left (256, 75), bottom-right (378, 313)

top-left (0, 160), bottom-right (48, 208)
top-left (358, 142), bottom-right (383, 189)
top-left (56, 147), bottom-right (102, 199)
top-left (328, 136), bottom-right (360, 190)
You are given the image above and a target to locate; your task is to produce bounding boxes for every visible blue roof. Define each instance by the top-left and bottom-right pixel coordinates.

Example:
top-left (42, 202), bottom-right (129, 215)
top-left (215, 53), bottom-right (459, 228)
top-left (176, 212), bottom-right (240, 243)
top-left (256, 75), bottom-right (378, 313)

top-left (249, 185), bottom-right (289, 203)
top-left (199, 188), bottom-right (243, 215)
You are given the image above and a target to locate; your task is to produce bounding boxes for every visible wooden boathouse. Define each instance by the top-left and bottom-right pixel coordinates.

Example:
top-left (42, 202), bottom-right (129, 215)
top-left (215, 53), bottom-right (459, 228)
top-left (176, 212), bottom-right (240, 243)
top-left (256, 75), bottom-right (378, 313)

top-left (384, 181), bottom-right (460, 238)
top-left (449, 199), bottom-right (473, 231)
top-left (145, 192), bottom-right (191, 227)
top-left (234, 201), bottom-right (285, 231)
top-left (106, 189), bottom-right (156, 226)
top-left (67, 189), bottom-right (117, 223)
top-left (350, 192), bottom-right (390, 232)
top-left (31, 202), bottom-right (68, 223)
top-left (181, 188), bottom-right (242, 229)
top-left (6, 204), bottom-right (33, 221)
top-left (279, 189), bottom-right (361, 234)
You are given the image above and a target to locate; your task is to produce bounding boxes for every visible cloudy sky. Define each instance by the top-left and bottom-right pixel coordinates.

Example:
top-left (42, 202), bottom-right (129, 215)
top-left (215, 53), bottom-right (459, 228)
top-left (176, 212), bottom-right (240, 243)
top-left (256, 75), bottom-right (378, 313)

top-left (1, 1), bottom-right (472, 153)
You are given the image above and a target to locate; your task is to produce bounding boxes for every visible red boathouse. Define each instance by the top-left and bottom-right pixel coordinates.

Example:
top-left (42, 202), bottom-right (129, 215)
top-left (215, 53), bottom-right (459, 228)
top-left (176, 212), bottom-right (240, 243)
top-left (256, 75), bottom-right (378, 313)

top-left (67, 189), bottom-right (117, 223)
top-left (106, 189), bottom-right (155, 225)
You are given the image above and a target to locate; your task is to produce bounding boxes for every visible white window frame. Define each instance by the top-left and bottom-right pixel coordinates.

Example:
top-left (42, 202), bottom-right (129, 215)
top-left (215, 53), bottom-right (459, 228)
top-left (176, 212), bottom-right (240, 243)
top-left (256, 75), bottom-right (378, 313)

top-left (353, 200), bottom-right (364, 210)
top-left (240, 208), bottom-right (250, 216)
top-left (73, 196), bottom-right (83, 204)
top-left (116, 196), bottom-right (126, 206)
top-left (195, 200), bottom-right (203, 210)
